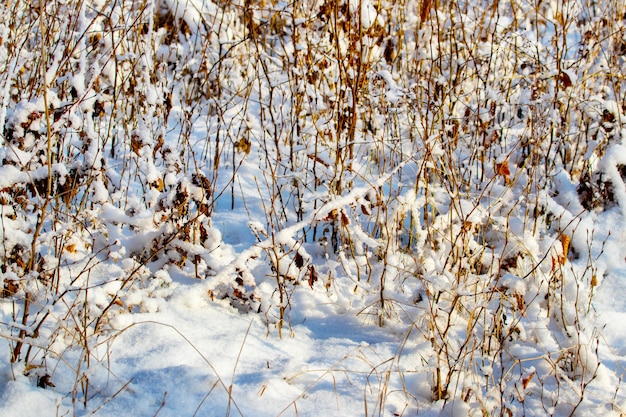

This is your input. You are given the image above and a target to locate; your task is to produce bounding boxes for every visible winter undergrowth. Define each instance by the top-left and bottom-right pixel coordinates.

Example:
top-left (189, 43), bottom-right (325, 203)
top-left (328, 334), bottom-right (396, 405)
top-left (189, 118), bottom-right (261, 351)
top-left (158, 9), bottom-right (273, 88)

top-left (1, 0), bottom-right (626, 415)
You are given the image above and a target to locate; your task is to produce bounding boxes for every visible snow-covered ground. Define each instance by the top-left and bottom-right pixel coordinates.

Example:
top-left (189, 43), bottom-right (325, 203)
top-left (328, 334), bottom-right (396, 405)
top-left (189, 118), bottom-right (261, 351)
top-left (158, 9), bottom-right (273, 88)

top-left (2, 0), bottom-right (626, 415)
top-left (2, 162), bottom-right (626, 416)
top-left (1, 218), bottom-right (626, 416)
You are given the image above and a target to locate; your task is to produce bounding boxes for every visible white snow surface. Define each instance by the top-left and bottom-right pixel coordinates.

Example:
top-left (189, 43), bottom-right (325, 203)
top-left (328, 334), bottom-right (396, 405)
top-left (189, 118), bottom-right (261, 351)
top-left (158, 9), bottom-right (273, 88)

top-left (1, 203), bottom-right (626, 416)
top-left (2, 0), bottom-right (626, 416)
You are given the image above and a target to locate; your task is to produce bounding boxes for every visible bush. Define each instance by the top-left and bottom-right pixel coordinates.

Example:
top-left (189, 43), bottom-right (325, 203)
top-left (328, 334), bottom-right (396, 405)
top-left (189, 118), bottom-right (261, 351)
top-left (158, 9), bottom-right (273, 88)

top-left (1, 0), bottom-right (625, 414)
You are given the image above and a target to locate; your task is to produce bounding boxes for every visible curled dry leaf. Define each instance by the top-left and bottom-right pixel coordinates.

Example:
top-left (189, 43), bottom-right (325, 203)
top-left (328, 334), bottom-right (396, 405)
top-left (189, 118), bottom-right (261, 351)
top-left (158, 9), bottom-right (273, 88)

top-left (558, 71), bottom-right (572, 88)
top-left (294, 252), bottom-right (304, 269)
top-left (496, 160), bottom-right (511, 184)
top-left (558, 233), bottom-right (570, 265)
top-left (522, 371), bottom-right (535, 389)
top-left (234, 137), bottom-right (252, 154)
top-left (340, 209), bottom-right (350, 227)
top-left (306, 264), bottom-right (318, 289)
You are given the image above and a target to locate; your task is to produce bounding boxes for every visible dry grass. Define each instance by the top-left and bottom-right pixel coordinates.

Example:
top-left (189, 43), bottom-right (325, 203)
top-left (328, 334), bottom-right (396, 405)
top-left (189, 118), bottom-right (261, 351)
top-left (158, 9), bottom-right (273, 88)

top-left (1, 0), bottom-right (625, 415)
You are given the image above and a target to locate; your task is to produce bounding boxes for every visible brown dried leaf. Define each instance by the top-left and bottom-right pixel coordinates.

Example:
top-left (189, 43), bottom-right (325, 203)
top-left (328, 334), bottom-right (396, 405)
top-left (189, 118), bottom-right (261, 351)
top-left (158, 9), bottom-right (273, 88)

top-left (323, 209), bottom-right (338, 222)
top-left (153, 135), bottom-right (164, 158)
top-left (233, 287), bottom-right (245, 300)
top-left (496, 160), bottom-right (511, 184)
top-left (37, 374), bottom-right (56, 389)
top-left (602, 109), bottom-right (616, 124)
top-left (340, 209), bottom-right (350, 227)
top-left (522, 371), bottom-right (535, 389)
top-left (131, 135), bottom-right (142, 156)
top-left (558, 71), bottom-right (572, 88)
top-left (199, 222), bottom-right (208, 244)
top-left (420, 0), bottom-right (432, 24)
top-left (294, 252), bottom-right (304, 269)
top-left (559, 233), bottom-right (570, 265)
top-left (152, 177), bottom-right (164, 191)
top-left (234, 137), bottom-right (252, 154)
top-left (198, 202), bottom-right (211, 216)
top-left (2, 279), bottom-right (19, 297)
top-left (307, 264), bottom-right (318, 289)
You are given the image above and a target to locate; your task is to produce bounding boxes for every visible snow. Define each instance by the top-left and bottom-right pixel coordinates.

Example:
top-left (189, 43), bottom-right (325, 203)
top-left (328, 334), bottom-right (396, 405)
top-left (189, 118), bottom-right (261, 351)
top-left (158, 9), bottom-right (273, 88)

top-left (2, 0), bottom-right (626, 416)
top-left (0, 293), bottom-right (402, 417)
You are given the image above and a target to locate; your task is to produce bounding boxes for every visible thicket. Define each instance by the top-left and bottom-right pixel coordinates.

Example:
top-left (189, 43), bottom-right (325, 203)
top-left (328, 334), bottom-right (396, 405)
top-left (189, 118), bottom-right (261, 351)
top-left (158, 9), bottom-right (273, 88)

top-left (1, 0), bottom-right (625, 415)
